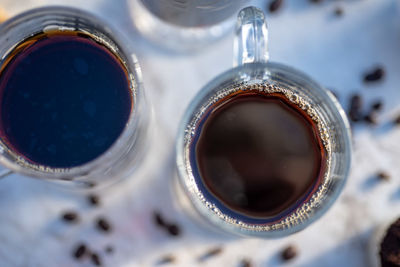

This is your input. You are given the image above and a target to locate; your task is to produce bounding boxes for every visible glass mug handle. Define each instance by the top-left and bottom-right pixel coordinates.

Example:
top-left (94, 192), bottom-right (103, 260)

top-left (234, 6), bottom-right (269, 67)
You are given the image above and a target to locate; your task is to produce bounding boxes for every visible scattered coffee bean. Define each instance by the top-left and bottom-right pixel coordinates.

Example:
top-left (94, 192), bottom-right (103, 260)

top-left (152, 211), bottom-right (183, 237)
top-left (105, 245), bottom-right (114, 254)
top-left (363, 66), bottom-right (385, 83)
top-left (198, 247), bottom-right (223, 262)
top-left (91, 252), bottom-right (102, 266)
top-left (364, 112), bottom-right (378, 125)
top-left (157, 255), bottom-right (176, 265)
top-left (334, 7), bottom-right (344, 17)
top-left (371, 100), bottom-right (383, 111)
top-left (348, 94), bottom-right (363, 122)
top-left (166, 224), bottom-right (181, 237)
top-left (269, 0), bottom-right (283, 13)
top-left (73, 243), bottom-right (87, 259)
top-left (153, 211), bottom-right (166, 227)
top-left (88, 194), bottom-right (100, 207)
top-left (62, 211), bottom-right (79, 223)
top-left (281, 245), bottom-right (298, 261)
top-left (85, 181), bottom-right (96, 188)
top-left (239, 258), bottom-right (253, 267)
top-left (96, 217), bottom-right (112, 233)
top-left (310, 0), bottom-right (322, 3)
top-left (377, 171), bottom-right (390, 181)
top-left (394, 115), bottom-right (400, 125)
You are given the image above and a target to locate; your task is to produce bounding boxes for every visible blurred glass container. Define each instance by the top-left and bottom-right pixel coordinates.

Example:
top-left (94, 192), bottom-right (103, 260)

top-left (128, 0), bottom-right (248, 52)
top-left (369, 215), bottom-right (400, 267)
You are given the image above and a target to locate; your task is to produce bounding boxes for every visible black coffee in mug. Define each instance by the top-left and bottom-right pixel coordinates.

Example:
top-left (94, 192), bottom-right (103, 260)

top-left (0, 31), bottom-right (133, 168)
top-left (177, 6), bottom-right (350, 237)
top-left (191, 86), bottom-right (328, 218)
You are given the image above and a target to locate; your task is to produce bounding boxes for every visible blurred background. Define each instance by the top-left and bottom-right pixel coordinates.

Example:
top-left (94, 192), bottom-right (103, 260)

top-left (0, 0), bottom-right (399, 266)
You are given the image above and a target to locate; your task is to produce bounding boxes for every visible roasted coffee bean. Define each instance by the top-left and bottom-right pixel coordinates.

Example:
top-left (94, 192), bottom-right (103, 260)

top-left (310, 0), bottom-right (322, 3)
top-left (394, 115), bottom-right (400, 125)
top-left (166, 224), bottom-right (181, 237)
top-left (157, 255), bottom-right (176, 265)
top-left (88, 194), bottom-right (100, 206)
top-left (377, 171), bottom-right (390, 181)
top-left (334, 7), bottom-right (344, 17)
top-left (91, 253), bottom-right (102, 266)
top-left (153, 211), bottom-right (166, 227)
top-left (239, 258), bottom-right (253, 267)
top-left (364, 66), bottom-right (385, 83)
top-left (269, 0), bottom-right (283, 13)
top-left (62, 211), bottom-right (79, 223)
top-left (153, 211), bottom-right (182, 237)
top-left (371, 100), bottom-right (383, 111)
top-left (96, 217), bottom-right (112, 233)
top-left (348, 94), bottom-right (363, 122)
top-left (364, 112), bottom-right (378, 125)
top-left (105, 245), bottom-right (114, 254)
top-left (281, 245), bottom-right (298, 261)
top-left (85, 182), bottom-right (96, 188)
top-left (73, 243), bottom-right (87, 259)
top-left (198, 247), bottom-right (223, 262)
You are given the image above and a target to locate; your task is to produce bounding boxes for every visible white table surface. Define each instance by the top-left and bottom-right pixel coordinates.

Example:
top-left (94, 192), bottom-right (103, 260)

top-left (0, 0), bottom-right (399, 266)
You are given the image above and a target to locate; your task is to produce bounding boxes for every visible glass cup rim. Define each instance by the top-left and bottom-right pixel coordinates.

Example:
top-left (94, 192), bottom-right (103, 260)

top-left (0, 6), bottom-right (144, 180)
top-left (176, 61), bottom-right (352, 237)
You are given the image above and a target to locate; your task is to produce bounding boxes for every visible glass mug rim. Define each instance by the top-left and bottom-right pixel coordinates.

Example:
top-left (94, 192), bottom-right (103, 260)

top-left (176, 60), bottom-right (352, 237)
top-left (0, 6), bottom-right (146, 181)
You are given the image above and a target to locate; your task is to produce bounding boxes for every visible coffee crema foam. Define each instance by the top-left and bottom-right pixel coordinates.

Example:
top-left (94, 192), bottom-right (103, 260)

top-left (183, 81), bottom-right (332, 231)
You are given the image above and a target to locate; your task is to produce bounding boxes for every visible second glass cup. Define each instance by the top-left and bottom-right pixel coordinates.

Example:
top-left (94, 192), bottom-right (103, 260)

top-left (0, 7), bottom-right (150, 188)
top-left (128, 0), bottom-right (249, 51)
top-left (176, 6), bottom-right (352, 237)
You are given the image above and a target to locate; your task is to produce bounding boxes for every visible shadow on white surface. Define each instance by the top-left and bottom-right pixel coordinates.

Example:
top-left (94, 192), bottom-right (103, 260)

top-left (295, 228), bottom-right (373, 267)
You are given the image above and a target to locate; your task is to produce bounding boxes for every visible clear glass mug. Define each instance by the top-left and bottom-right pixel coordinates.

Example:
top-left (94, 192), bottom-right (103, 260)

top-left (0, 7), bottom-right (150, 188)
top-left (128, 0), bottom-right (248, 51)
top-left (175, 6), bottom-right (352, 237)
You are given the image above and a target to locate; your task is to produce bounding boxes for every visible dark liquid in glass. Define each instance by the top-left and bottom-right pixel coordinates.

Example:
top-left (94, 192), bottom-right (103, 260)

top-left (0, 31), bottom-right (132, 168)
top-left (194, 91), bottom-right (327, 218)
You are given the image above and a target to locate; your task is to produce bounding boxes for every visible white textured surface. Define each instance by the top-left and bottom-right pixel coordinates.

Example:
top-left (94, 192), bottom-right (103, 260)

top-left (0, 0), bottom-right (399, 266)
